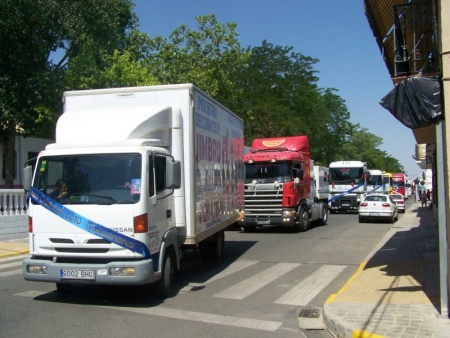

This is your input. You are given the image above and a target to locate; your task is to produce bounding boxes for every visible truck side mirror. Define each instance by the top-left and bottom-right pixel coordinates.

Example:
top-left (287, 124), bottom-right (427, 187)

top-left (23, 166), bottom-right (32, 191)
top-left (293, 168), bottom-right (304, 180)
top-left (166, 160), bottom-right (181, 189)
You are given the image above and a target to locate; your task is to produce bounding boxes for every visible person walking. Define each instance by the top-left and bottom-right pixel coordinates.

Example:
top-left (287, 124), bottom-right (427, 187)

top-left (420, 190), bottom-right (428, 208)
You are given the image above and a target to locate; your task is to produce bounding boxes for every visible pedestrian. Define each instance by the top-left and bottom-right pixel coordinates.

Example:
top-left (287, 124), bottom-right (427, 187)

top-left (420, 191), bottom-right (427, 208)
top-left (426, 189), bottom-right (431, 201)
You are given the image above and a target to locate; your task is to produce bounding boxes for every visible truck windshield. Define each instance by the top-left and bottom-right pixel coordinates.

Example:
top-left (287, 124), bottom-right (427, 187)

top-left (245, 162), bottom-right (291, 183)
top-left (367, 175), bottom-right (383, 185)
top-left (32, 153), bottom-right (142, 205)
top-left (329, 167), bottom-right (364, 184)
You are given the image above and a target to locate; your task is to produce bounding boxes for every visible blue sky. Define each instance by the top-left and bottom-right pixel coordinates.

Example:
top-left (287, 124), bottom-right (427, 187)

top-left (133, 0), bottom-right (422, 179)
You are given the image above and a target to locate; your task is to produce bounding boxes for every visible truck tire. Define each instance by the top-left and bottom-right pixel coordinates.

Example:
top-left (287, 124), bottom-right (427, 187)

top-left (157, 247), bottom-right (175, 297)
top-left (318, 204), bottom-right (328, 225)
top-left (56, 283), bottom-right (72, 293)
top-left (200, 231), bottom-right (225, 261)
top-left (241, 225), bottom-right (256, 233)
top-left (297, 207), bottom-right (310, 232)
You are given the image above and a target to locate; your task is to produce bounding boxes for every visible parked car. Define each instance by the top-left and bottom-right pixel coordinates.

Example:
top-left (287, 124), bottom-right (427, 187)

top-left (358, 193), bottom-right (399, 223)
top-left (390, 193), bottom-right (405, 213)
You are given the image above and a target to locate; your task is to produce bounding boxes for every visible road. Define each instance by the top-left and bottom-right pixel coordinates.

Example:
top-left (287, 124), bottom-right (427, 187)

top-left (0, 200), bottom-right (413, 338)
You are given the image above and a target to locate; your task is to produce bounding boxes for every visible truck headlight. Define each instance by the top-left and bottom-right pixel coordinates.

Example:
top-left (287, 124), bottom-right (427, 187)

top-left (109, 267), bottom-right (136, 276)
top-left (26, 265), bottom-right (48, 274)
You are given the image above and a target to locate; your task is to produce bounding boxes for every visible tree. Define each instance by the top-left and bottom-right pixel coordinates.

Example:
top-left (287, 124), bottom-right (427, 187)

top-left (143, 14), bottom-right (249, 104)
top-left (0, 0), bottom-right (136, 187)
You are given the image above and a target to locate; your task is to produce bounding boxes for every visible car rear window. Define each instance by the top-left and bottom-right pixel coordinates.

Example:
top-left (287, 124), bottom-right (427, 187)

top-left (365, 196), bottom-right (386, 202)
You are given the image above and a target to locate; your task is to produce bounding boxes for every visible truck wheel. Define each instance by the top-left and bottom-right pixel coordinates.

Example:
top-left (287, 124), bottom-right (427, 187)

top-left (297, 207), bottom-right (310, 232)
top-left (200, 231), bottom-right (225, 261)
top-left (318, 204), bottom-right (328, 225)
top-left (56, 283), bottom-right (72, 293)
top-left (157, 248), bottom-right (175, 297)
top-left (241, 226), bottom-right (256, 233)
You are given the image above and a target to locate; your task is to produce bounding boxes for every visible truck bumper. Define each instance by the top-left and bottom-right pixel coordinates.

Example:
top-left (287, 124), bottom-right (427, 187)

top-left (238, 216), bottom-right (296, 227)
top-left (329, 201), bottom-right (360, 212)
top-left (23, 257), bottom-right (158, 285)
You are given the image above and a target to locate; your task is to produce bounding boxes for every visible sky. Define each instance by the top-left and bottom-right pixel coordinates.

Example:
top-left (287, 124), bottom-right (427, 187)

top-left (133, 0), bottom-right (422, 179)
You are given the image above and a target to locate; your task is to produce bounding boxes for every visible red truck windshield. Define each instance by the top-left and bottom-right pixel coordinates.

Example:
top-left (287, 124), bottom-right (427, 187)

top-left (244, 162), bottom-right (291, 183)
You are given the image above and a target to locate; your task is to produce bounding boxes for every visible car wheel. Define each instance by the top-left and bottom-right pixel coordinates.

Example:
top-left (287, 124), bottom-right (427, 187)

top-left (359, 216), bottom-right (364, 223)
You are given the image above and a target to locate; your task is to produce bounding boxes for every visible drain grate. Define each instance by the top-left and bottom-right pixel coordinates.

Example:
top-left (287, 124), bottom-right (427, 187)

top-left (298, 307), bottom-right (321, 318)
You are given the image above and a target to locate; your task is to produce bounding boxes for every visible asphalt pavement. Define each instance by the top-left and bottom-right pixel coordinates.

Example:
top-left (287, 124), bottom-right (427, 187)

top-left (1, 201), bottom-right (450, 338)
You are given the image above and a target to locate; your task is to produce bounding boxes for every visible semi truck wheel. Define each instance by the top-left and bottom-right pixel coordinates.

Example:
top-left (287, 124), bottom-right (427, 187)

top-left (157, 248), bottom-right (175, 297)
top-left (318, 204), bottom-right (328, 225)
top-left (297, 207), bottom-right (310, 232)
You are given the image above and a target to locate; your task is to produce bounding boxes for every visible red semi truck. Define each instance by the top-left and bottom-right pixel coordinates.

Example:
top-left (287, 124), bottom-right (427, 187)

top-left (238, 136), bottom-right (328, 232)
top-left (392, 173), bottom-right (408, 198)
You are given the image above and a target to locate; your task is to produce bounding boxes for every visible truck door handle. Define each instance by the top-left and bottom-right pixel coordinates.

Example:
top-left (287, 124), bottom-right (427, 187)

top-left (166, 210), bottom-right (172, 218)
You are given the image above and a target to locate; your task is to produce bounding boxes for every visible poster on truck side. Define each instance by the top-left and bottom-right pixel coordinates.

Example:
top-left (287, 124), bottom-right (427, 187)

top-left (193, 92), bottom-right (244, 234)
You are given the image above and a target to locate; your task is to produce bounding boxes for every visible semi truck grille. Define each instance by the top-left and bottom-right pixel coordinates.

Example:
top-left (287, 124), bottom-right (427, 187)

top-left (244, 184), bottom-right (283, 217)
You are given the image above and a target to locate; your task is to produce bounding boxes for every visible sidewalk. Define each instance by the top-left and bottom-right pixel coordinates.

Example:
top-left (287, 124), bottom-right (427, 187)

top-left (323, 202), bottom-right (450, 338)
top-left (0, 237), bottom-right (28, 257)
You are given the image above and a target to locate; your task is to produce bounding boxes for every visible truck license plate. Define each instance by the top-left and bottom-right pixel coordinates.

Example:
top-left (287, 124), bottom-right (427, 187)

top-left (60, 269), bottom-right (95, 280)
top-left (256, 220), bottom-right (270, 225)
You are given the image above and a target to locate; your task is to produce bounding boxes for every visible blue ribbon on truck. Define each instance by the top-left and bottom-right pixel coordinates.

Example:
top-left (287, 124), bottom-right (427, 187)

top-left (327, 182), bottom-right (365, 203)
top-left (29, 187), bottom-right (151, 259)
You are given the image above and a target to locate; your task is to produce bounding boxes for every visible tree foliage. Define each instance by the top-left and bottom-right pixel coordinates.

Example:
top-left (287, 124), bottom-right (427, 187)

top-left (0, 6), bottom-right (406, 187)
top-left (143, 14), bottom-right (249, 104)
top-left (0, 0), bottom-right (136, 187)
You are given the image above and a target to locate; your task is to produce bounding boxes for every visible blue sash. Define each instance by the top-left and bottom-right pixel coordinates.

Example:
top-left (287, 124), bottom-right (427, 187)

top-left (29, 187), bottom-right (151, 259)
top-left (328, 182), bottom-right (365, 203)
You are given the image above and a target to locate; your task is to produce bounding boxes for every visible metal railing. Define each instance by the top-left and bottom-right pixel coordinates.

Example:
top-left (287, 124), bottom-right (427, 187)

top-left (0, 190), bottom-right (28, 216)
top-left (392, 1), bottom-right (439, 77)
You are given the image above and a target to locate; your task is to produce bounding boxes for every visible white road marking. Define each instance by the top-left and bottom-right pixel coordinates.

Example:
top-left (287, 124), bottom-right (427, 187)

top-left (203, 260), bottom-right (259, 285)
top-left (275, 264), bottom-right (346, 306)
top-left (0, 254), bottom-right (29, 262)
top-left (214, 262), bottom-right (300, 300)
top-left (15, 290), bottom-right (43, 297)
top-left (100, 305), bottom-right (283, 332)
top-left (0, 261), bottom-right (23, 270)
top-left (0, 269), bottom-right (22, 277)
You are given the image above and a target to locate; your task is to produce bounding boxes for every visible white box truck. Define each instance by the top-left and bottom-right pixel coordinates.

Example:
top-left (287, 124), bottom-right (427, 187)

top-left (22, 84), bottom-right (245, 295)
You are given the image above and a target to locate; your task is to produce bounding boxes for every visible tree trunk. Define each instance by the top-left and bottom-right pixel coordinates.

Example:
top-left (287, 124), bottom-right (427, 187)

top-left (4, 125), bottom-right (16, 188)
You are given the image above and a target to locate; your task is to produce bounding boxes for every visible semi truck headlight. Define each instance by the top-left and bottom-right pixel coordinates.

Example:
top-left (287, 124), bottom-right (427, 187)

top-left (27, 265), bottom-right (48, 274)
top-left (109, 267), bottom-right (136, 276)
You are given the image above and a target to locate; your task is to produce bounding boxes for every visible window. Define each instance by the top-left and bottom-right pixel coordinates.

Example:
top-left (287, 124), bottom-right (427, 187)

top-left (149, 154), bottom-right (167, 196)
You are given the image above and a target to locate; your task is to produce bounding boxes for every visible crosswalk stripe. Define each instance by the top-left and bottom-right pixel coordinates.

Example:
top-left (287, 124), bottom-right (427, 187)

top-left (274, 264), bottom-right (346, 306)
top-left (214, 262), bottom-right (300, 300)
top-left (0, 269), bottom-right (22, 277)
top-left (180, 260), bottom-right (259, 292)
top-left (0, 261), bottom-right (23, 270)
top-left (203, 260), bottom-right (259, 285)
top-left (100, 305), bottom-right (283, 332)
top-left (0, 254), bottom-right (29, 262)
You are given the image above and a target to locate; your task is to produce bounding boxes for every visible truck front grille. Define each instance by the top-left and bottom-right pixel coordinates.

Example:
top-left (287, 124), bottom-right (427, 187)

top-left (244, 184), bottom-right (283, 218)
top-left (55, 248), bottom-right (109, 254)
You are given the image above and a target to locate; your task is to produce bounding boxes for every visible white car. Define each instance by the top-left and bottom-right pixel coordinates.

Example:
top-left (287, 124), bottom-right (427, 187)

top-left (358, 193), bottom-right (399, 223)
top-left (390, 193), bottom-right (405, 213)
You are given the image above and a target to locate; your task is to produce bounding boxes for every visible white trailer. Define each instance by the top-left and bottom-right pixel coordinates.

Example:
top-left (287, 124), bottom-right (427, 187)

top-left (22, 84), bottom-right (244, 295)
top-left (312, 162), bottom-right (329, 202)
